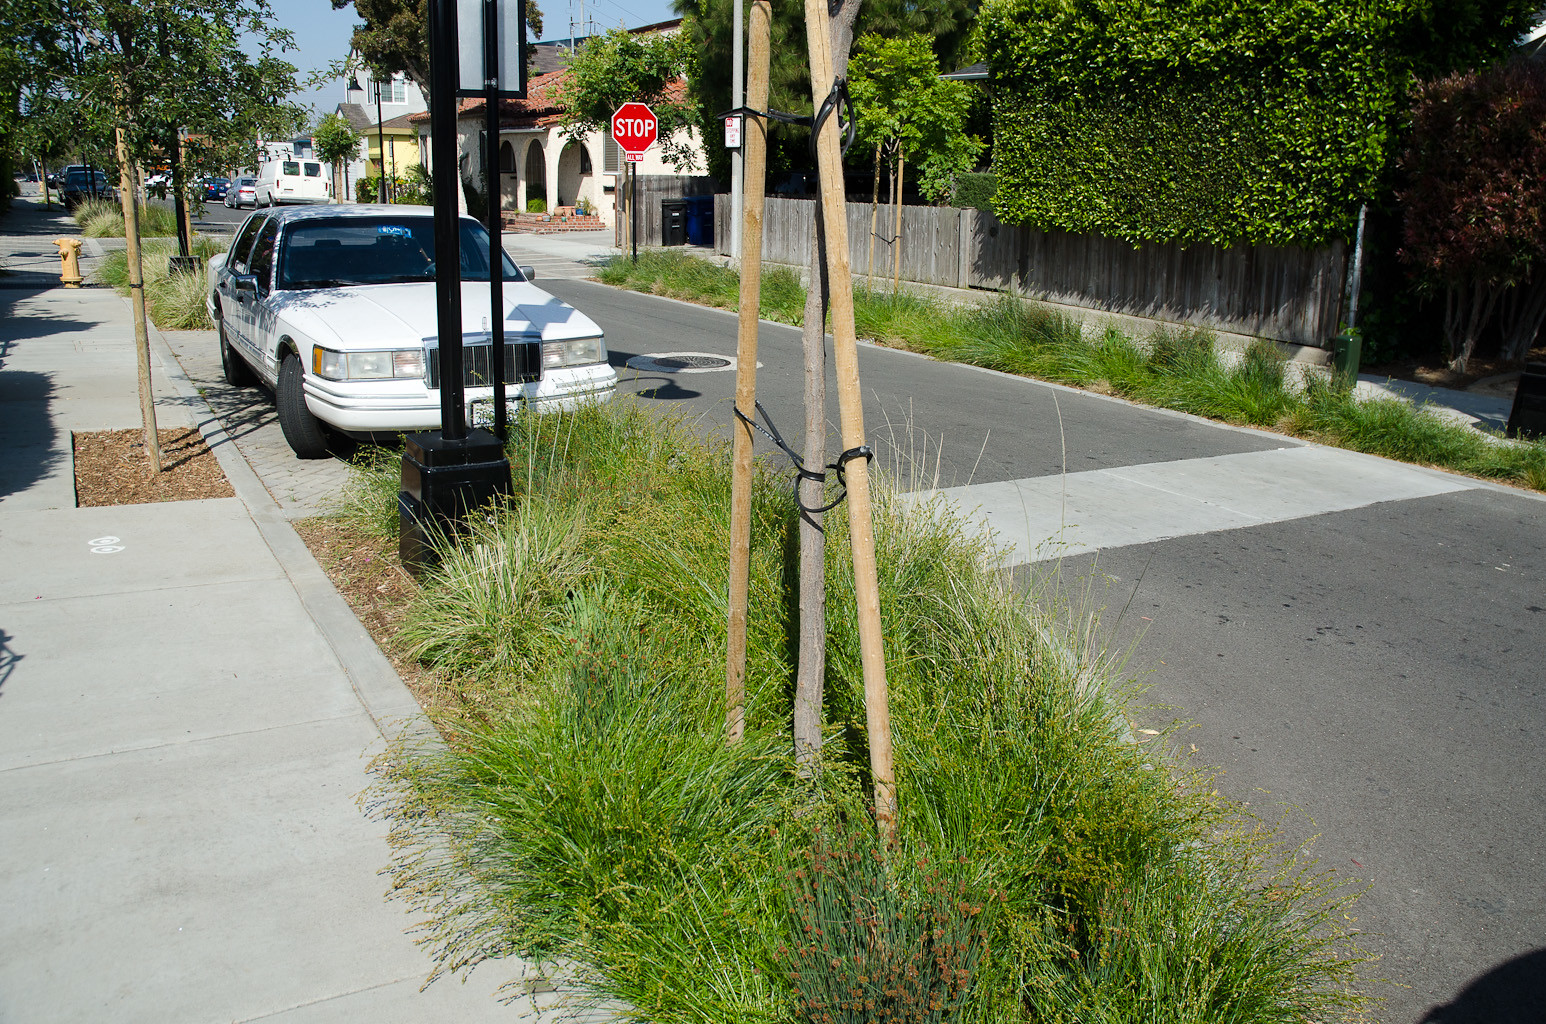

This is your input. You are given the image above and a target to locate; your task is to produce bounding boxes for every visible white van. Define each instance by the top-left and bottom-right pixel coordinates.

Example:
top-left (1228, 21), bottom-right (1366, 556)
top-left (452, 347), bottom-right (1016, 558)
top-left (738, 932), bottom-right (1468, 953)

top-left (254, 158), bottom-right (331, 206)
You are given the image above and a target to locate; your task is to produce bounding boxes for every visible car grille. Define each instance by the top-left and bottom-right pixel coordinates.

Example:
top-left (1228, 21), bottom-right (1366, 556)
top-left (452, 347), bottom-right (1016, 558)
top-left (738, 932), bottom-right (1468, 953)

top-left (425, 340), bottom-right (537, 389)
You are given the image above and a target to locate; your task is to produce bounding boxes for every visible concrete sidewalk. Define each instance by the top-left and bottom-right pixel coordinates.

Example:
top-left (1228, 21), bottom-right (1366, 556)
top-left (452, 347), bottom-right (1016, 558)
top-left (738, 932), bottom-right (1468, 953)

top-left (0, 200), bottom-right (553, 1020)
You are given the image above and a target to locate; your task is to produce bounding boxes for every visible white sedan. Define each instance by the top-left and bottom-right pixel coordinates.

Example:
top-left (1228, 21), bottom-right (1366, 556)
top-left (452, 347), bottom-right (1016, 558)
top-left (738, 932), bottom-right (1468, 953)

top-left (206, 205), bottom-right (616, 458)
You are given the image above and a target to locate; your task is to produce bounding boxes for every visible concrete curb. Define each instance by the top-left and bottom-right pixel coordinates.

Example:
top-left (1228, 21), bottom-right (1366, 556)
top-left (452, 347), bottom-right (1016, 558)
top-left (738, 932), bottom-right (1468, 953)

top-left (139, 307), bottom-right (433, 744)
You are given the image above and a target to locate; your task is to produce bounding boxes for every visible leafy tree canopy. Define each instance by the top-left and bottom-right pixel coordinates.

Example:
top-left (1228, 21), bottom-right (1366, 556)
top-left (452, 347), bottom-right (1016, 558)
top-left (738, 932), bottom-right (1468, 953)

top-left (848, 32), bottom-right (982, 202)
top-left (674, 0), bottom-right (980, 181)
top-left (314, 111), bottom-right (363, 164)
top-left (14, 0), bottom-right (305, 180)
top-left (554, 27), bottom-right (700, 169)
top-left (1398, 57), bottom-right (1546, 366)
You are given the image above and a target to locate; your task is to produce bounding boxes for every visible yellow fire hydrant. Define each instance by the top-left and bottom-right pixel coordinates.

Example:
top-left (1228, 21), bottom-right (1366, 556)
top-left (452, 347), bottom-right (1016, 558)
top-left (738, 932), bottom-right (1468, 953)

top-left (55, 238), bottom-right (83, 288)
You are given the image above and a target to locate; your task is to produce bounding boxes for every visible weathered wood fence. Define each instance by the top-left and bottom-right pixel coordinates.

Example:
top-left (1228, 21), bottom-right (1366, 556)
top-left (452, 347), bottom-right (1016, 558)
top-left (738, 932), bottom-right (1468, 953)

top-left (614, 175), bottom-right (719, 248)
top-left (712, 195), bottom-right (1348, 346)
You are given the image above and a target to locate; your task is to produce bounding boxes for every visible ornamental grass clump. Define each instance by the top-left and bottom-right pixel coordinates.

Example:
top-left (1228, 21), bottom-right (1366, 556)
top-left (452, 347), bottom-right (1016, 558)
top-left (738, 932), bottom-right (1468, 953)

top-left (95, 237), bottom-right (221, 330)
top-left (779, 819), bottom-right (992, 1024)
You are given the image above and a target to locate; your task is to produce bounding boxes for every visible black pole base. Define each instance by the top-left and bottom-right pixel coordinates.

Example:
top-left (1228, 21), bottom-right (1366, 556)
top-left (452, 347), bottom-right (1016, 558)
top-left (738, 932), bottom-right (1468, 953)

top-left (398, 428), bottom-right (512, 574)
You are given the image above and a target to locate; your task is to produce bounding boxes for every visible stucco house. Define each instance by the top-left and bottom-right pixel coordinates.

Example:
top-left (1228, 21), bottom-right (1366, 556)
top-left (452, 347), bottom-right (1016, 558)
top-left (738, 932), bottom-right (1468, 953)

top-left (335, 61), bottom-right (428, 199)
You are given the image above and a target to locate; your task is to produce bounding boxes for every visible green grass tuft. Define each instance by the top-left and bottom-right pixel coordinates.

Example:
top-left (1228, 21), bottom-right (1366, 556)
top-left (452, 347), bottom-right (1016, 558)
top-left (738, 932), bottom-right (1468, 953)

top-left (94, 238), bottom-right (221, 330)
top-left (74, 197), bottom-right (180, 237)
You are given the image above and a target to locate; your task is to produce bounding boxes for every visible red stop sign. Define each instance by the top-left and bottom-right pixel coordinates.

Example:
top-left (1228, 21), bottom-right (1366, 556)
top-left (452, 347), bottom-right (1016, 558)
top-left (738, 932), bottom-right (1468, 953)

top-left (611, 102), bottom-right (658, 156)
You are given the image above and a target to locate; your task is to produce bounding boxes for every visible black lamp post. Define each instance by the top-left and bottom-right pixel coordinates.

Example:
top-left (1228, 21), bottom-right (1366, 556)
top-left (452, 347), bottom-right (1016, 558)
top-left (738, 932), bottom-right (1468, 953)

top-left (396, 0), bottom-right (529, 574)
top-left (375, 80), bottom-right (391, 204)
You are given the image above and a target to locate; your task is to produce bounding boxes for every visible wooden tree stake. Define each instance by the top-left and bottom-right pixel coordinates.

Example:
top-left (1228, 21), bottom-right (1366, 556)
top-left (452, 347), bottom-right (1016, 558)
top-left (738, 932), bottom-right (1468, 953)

top-left (725, 0), bottom-right (773, 746)
top-left (802, 0), bottom-right (897, 838)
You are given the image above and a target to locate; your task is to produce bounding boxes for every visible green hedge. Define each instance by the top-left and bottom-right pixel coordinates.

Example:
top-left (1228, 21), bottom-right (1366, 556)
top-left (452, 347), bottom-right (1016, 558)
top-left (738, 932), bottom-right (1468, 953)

top-left (979, 0), bottom-right (1538, 248)
top-left (949, 171), bottom-right (996, 211)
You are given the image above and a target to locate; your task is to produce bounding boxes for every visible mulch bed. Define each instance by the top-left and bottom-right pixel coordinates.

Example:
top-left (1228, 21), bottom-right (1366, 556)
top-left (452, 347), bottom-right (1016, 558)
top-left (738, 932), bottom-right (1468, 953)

top-left (73, 427), bottom-right (234, 506)
top-left (291, 518), bottom-right (442, 714)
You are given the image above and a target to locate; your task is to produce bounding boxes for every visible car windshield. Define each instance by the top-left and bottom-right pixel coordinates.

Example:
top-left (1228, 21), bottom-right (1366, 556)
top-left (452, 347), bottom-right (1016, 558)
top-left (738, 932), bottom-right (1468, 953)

top-left (276, 217), bottom-right (524, 290)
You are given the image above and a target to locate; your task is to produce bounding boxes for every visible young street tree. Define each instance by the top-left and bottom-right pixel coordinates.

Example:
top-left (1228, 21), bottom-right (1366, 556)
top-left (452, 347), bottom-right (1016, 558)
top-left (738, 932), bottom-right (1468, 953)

top-left (849, 32), bottom-right (981, 284)
top-left (314, 111), bottom-right (363, 205)
top-left (39, 0), bottom-right (303, 469)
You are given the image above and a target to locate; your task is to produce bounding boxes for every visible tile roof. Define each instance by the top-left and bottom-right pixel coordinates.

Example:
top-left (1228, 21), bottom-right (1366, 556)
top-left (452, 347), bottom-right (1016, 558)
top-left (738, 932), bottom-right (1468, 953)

top-left (406, 69), bottom-right (686, 131)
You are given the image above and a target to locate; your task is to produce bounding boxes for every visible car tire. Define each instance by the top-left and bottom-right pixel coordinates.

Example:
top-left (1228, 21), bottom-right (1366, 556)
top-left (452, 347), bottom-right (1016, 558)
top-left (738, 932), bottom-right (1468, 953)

top-left (277, 352), bottom-right (330, 459)
top-left (218, 319), bottom-right (255, 387)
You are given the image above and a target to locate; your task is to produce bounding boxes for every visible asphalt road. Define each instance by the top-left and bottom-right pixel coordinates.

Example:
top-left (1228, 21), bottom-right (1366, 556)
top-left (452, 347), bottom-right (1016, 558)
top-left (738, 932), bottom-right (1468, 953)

top-left (548, 276), bottom-right (1546, 1024)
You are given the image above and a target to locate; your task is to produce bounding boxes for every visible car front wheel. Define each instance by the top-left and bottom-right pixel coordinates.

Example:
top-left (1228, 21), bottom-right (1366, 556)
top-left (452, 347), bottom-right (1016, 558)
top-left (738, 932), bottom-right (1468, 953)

top-left (218, 319), bottom-right (254, 387)
top-left (277, 352), bottom-right (330, 459)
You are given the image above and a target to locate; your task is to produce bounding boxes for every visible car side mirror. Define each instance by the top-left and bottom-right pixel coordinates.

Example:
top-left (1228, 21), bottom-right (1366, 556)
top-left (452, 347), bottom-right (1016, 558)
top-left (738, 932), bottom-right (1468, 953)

top-left (233, 274), bottom-right (259, 299)
top-left (519, 265), bottom-right (535, 281)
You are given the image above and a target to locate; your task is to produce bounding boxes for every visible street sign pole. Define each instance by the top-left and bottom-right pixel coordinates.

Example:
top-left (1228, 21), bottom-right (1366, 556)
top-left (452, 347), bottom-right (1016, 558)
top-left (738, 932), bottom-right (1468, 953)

top-left (484, 0), bottom-right (506, 440)
top-left (430, 0), bottom-right (465, 443)
top-left (611, 103), bottom-right (657, 263)
top-left (399, 0), bottom-right (520, 574)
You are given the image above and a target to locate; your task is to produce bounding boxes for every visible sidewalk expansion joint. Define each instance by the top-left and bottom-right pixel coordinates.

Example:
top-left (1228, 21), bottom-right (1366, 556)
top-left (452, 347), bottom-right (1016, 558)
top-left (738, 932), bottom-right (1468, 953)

top-left (0, 709), bottom-right (376, 775)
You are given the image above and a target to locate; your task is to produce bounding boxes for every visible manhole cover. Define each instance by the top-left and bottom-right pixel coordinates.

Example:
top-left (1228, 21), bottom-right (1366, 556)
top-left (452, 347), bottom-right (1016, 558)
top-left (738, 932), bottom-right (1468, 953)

top-left (625, 352), bottom-right (748, 374)
top-left (655, 355), bottom-right (730, 370)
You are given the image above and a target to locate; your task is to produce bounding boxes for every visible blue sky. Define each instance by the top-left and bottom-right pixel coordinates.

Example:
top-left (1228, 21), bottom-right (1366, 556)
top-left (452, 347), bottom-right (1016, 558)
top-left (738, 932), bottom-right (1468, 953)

top-left (273, 0), bottom-right (681, 122)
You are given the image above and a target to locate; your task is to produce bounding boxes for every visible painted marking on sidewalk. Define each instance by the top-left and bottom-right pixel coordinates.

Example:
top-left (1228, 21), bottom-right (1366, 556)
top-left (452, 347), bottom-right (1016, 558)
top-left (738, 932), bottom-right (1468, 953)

top-left (904, 445), bottom-right (1477, 565)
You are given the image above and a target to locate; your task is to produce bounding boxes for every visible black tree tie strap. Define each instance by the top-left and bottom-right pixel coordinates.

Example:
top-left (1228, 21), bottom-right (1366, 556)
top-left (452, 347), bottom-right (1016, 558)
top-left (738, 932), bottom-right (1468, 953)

top-left (733, 401), bottom-right (874, 524)
top-left (716, 80), bottom-right (856, 161)
top-left (809, 78), bottom-right (856, 160)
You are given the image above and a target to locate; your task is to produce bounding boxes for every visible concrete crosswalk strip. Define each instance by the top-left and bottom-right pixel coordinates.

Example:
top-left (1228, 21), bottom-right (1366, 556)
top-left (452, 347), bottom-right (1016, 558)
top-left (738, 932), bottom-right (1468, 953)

top-left (501, 229), bottom-right (618, 280)
top-left (907, 444), bottom-right (1479, 565)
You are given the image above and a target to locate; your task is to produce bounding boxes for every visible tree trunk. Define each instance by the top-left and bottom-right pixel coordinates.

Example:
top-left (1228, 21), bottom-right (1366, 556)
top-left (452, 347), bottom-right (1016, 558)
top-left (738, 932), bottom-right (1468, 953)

top-left (892, 150), bottom-right (904, 292)
top-left (792, 0), bottom-right (863, 776)
top-left (866, 142), bottom-right (881, 287)
top-left (1447, 278), bottom-right (1502, 373)
top-left (1499, 275), bottom-right (1546, 363)
top-left (794, 203), bottom-right (829, 774)
top-left (169, 132), bottom-right (191, 259)
top-left (116, 124), bottom-right (161, 472)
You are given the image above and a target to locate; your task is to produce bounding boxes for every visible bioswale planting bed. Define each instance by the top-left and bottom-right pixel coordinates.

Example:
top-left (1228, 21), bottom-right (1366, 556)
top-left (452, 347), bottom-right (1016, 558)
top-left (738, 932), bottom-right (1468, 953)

top-left (330, 398), bottom-right (1367, 1024)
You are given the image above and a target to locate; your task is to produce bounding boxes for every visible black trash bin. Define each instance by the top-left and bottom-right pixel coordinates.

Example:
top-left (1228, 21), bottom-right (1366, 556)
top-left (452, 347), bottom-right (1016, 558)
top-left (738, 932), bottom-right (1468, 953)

top-left (683, 194), bottom-right (715, 247)
top-left (661, 198), bottom-right (687, 246)
top-left (1506, 362), bottom-right (1546, 439)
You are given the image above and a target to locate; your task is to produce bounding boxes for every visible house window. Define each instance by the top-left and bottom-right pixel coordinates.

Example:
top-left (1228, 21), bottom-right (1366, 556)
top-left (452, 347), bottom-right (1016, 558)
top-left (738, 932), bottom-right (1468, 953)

top-left (580, 147), bottom-right (592, 174)
top-left (373, 77), bottom-right (406, 104)
top-left (602, 133), bottom-right (621, 175)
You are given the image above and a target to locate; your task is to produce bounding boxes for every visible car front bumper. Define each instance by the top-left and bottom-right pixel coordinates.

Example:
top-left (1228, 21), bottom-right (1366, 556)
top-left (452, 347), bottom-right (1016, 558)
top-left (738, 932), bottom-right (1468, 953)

top-left (302, 362), bottom-right (619, 434)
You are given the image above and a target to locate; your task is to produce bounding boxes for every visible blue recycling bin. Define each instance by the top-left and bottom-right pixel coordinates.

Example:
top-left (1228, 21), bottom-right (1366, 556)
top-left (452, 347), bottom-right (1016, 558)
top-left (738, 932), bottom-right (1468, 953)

top-left (683, 194), bottom-right (715, 247)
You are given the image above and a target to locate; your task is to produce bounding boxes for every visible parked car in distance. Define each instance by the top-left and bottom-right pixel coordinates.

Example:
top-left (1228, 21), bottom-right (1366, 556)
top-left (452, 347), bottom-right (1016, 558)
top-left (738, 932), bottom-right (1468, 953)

top-left (61, 169), bottom-right (114, 209)
top-left (204, 205), bottom-right (617, 458)
top-left (225, 177), bottom-right (256, 208)
top-left (48, 164), bottom-right (86, 190)
top-left (203, 177), bottom-right (231, 201)
top-left (253, 158), bottom-right (330, 206)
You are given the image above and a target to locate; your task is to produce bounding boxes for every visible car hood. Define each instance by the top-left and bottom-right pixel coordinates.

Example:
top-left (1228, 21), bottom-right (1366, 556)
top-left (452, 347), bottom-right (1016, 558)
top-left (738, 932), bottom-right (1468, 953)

top-left (271, 280), bottom-right (603, 349)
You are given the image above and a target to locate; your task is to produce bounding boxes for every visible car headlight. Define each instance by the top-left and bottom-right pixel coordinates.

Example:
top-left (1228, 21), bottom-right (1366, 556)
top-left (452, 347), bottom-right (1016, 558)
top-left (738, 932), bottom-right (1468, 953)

top-left (312, 346), bottom-right (426, 381)
top-left (541, 336), bottom-right (607, 369)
